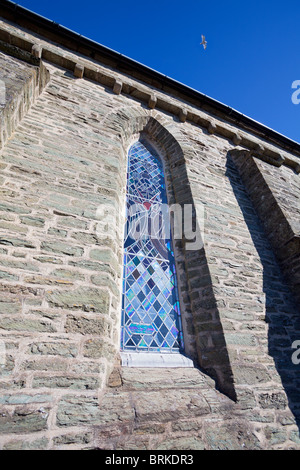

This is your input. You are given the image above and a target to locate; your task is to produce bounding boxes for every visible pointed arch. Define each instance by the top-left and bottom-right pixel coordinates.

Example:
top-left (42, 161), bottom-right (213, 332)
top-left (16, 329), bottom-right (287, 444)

top-left (102, 108), bottom-right (236, 398)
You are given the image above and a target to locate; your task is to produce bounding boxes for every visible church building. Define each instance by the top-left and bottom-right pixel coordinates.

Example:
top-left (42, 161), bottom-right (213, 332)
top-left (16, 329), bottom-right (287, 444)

top-left (0, 0), bottom-right (299, 450)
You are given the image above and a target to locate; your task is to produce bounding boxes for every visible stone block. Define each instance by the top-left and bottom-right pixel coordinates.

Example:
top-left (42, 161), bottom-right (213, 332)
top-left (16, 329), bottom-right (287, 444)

top-left (207, 121), bottom-right (217, 134)
top-left (74, 63), bottom-right (84, 79)
top-left (113, 79), bottom-right (122, 95)
top-left (179, 108), bottom-right (187, 123)
top-left (258, 391), bottom-right (288, 410)
top-left (132, 389), bottom-right (210, 423)
top-left (0, 409), bottom-right (48, 434)
top-left (53, 432), bottom-right (93, 446)
top-left (232, 133), bottom-right (242, 145)
top-left (65, 314), bottom-right (112, 336)
top-left (46, 287), bottom-right (110, 313)
top-left (31, 44), bottom-right (42, 59)
top-left (83, 338), bottom-right (116, 360)
top-left (0, 300), bottom-right (21, 315)
top-left (0, 317), bottom-right (56, 333)
top-left (20, 216), bottom-right (45, 227)
top-left (3, 437), bottom-right (49, 450)
top-left (148, 94), bottom-right (157, 109)
top-left (56, 394), bottom-right (134, 427)
top-left (41, 241), bottom-right (83, 257)
top-left (32, 375), bottom-right (100, 390)
top-left (0, 236), bottom-right (35, 248)
top-left (205, 422), bottom-right (261, 450)
top-left (29, 342), bottom-right (78, 358)
top-left (233, 365), bottom-right (272, 385)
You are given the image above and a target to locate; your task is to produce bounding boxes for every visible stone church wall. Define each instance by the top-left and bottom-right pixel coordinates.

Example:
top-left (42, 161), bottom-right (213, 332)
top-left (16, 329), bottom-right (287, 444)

top-left (0, 11), bottom-right (299, 449)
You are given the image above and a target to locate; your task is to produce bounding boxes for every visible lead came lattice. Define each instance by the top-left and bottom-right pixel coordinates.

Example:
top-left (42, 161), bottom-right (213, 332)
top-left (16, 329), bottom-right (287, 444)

top-left (120, 141), bottom-right (184, 353)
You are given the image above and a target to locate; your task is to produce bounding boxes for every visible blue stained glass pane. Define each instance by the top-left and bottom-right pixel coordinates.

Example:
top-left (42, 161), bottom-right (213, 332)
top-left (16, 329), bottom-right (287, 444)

top-left (129, 323), bottom-right (155, 335)
top-left (142, 297), bottom-right (152, 312)
top-left (171, 325), bottom-right (179, 337)
top-left (127, 289), bottom-right (134, 302)
top-left (139, 338), bottom-right (148, 348)
top-left (120, 141), bottom-right (184, 353)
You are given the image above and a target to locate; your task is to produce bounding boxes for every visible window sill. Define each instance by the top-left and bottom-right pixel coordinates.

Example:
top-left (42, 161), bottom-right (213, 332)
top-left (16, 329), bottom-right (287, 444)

top-left (120, 352), bottom-right (194, 368)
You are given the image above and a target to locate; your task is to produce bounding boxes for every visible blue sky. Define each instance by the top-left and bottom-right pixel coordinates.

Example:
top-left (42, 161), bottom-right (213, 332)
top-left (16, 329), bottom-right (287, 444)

top-left (11, 0), bottom-right (300, 143)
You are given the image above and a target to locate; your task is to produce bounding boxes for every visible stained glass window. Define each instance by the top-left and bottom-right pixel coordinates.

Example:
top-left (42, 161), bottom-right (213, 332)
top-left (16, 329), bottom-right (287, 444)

top-left (120, 141), bottom-right (184, 353)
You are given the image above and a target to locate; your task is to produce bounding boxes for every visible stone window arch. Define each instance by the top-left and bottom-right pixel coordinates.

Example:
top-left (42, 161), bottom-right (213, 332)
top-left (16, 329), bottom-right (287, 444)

top-left (102, 111), bottom-right (234, 394)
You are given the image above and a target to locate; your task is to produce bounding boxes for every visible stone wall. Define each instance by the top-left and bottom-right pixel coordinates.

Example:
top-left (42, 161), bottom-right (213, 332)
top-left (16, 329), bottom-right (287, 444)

top-left (0, 14), bottom-right (299, 450)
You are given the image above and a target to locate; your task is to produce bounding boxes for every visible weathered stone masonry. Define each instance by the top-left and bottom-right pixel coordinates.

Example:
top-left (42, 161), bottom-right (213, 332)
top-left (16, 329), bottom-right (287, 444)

top-left (0, 1), bottom-right (299, 450)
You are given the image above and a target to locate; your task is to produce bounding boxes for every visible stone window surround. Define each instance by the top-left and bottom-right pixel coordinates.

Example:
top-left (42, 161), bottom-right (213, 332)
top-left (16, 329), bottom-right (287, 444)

top-left (95, 110), bottom-right (237, 400)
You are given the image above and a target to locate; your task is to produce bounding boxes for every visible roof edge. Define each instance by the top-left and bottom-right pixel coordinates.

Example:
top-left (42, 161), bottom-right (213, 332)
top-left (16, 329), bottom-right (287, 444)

top-left (0, 0), bottom-right (299, 154)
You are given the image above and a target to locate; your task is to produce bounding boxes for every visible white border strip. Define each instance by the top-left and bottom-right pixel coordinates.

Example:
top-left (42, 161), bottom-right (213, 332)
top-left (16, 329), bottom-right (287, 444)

top-left (120, 352), bottom-right (194, 368)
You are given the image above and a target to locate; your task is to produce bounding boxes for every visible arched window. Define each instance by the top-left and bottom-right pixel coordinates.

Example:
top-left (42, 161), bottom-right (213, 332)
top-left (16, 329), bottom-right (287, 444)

top-left (120, 140), bottom-right (186, 362)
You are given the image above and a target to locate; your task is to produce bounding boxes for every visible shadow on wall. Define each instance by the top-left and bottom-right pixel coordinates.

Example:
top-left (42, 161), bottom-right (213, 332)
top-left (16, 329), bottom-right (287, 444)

top-left (140, 122), bottom-right (237, 401)
top-left (226, 152), bottom-right (300, 432)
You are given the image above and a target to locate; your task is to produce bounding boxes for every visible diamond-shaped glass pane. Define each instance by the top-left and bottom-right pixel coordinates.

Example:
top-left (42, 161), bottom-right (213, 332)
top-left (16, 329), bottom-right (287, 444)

top-left (120, 141), bottom-right (184, 353)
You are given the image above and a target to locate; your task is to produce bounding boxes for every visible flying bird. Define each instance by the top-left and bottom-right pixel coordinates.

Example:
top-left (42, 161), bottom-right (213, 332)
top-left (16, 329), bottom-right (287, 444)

top-left (200, 35), bottom-right (207, 50)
